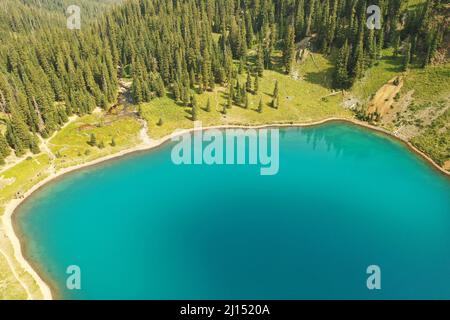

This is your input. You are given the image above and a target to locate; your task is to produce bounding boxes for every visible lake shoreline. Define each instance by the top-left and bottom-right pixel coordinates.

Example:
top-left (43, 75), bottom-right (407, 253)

top-left (3, 117), bottom-right (449, 300)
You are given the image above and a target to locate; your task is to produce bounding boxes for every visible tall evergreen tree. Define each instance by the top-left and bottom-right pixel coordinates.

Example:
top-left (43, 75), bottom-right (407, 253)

top-left (283, 24), bottom-right (296, 74)
top-left (403, 42), bottom-right (412, 71)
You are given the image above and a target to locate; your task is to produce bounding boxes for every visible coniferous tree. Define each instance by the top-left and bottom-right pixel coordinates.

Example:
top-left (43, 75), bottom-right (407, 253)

top-left (0, 0), bottom-right (445, 159)
top-left (30, 135), bottom-right (40, 154)
top-left (256, 44), bottom-right (264, 77)
top-left (205, 98), bottom-right (211, 112)
top-left (258, 98), bottom-right (263, 113)
top-left (88, 133), bottom-right (97, 147)
top-left (393, 31), bottom-right (400, 57)
top-left (283, 24), bottom-right (296, 74)
top-left (403, 42), bottom-right (412, 71)
top-left (228, 86), bottom-right (233, 109)
top-left (0, 133), bottom-right (10, 158)
top-left (246, 72), bottom-right (252, 93)
top-left (273, 80), bottom-right (279, 99)
top-left (235, 80), bottom-right (242, 105)
top-left (254, 75), bottom-right (259, 95)
top-left (272, 97), bottom-right (279, 109)
top-left (334, 41), bottom-right (350, 89)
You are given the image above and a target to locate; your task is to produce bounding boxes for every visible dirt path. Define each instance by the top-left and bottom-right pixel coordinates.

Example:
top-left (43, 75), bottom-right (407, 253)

top-left (138, 118), bottom-right (151, 145)
top-left (0, 248), bottom-right (33, 299)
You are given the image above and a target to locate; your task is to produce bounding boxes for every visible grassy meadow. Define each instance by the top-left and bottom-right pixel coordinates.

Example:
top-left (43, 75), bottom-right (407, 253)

top-left (141, 51), bottom-right (353, 139)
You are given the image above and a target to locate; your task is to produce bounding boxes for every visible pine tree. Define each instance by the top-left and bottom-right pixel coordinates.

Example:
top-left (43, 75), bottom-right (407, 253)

top-left (153, 74), bottom-right (165, 97)
top-left (423, 33), bottom-right (438, 68)
top-left (6, 115), bottom-right (31, 156)
top-left (256, 44), bottom-right (264, 77)
top-left (222, 103), bottom-right (228, 115)
top-left (258, 98), bottom-right (263, 113)
top-left (88, 133), bottom-right (97, 147)
top-left (283, 24), bottom-right (296, 74)
top-left (254, 75), bottom-right (259, 95)
top-left (273, 80), bottom-right (279, 99)
top-left (235, 80), bottom-right (242, 105)
top-left (351, 39), bottom-right (364, 80)
top-left (173, 82), bottom-right (181, 102)
top-left (403, 42), bottom-right (412, 71)
top-left (238, 58), bottom-right (245, 74)
top-left (30, 135), bottom-right (40, 154)
top-left (393, 32), bottom-right (400, 57)
top-left (205, 98), bottom-right (211, 112)
top-left (246, 72), bottom-right (252, 93)
top-left (366, 29), bottom-right (376, 67)
top-left (334, 41), bottom-right (350, 89)
top-left (0, 133), bottom-right (10, 158)
top-left (191, 95), bottom-right (198, 121)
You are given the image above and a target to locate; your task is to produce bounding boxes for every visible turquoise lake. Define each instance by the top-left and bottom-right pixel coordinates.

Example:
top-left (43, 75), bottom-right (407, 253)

top-left (17, 123), bottom-right (450, 299)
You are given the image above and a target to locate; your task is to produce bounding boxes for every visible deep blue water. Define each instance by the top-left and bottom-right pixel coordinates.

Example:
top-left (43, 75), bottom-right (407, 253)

top-left (17, 123), bottom-right (450, 299)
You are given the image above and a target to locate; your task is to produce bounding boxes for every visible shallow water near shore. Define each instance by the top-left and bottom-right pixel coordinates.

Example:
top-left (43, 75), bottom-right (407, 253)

top-left (17, 123), bottom-right (450, 299)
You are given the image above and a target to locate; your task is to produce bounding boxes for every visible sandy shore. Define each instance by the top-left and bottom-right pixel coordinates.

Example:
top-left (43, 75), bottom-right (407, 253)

top-left (2, 117), bottom-right (448, 300)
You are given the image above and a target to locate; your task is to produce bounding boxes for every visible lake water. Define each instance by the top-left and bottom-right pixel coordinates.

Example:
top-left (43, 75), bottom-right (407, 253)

top-left (17, 123), bottom-right (450, 299)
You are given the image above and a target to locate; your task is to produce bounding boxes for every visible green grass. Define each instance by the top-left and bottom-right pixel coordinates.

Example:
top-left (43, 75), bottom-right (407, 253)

top-left (406, 0), bottom-right (427, 11)
top-left (0, 254), bottom-right (28, 300)
top-left (356, 53), bottom-right (450, 167)
top-left (0, 111), bottom-right (142, 206)
top-left (49, 112), bottom-right (142, 169)
top-left (404, 64), bottom-right (450, 167)
top-left (402, 63), bottom-right (450, 103)
top-left (411, 108), bottom-right (449, 167)
top-left (352, 48), bottom-right (404, 101)
top-left (142, 52), bottom-right (352, 139)
top-left (0, 154), bottom-right (51, 207)
top-left (0, 151), bottom-right (52, 298)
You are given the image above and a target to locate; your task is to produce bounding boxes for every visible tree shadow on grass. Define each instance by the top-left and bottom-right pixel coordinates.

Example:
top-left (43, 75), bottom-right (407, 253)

top-left (183, 105), bottom-right (194, 121)
top-left (303, 66), bottom-right (334, 89)
top-left (380, 55), bottom-right (404, 73)
top-left (270, 55), bottom-right (286, 75)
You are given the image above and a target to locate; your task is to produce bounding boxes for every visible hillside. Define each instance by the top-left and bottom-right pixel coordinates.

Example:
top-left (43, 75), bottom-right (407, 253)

top-left (0, 0), bottom-right (121, 39)
top-left (0, 0), bottom-right (448, 300)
